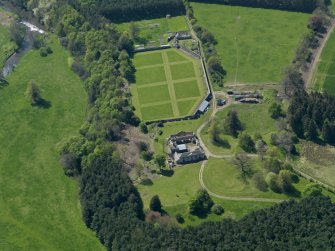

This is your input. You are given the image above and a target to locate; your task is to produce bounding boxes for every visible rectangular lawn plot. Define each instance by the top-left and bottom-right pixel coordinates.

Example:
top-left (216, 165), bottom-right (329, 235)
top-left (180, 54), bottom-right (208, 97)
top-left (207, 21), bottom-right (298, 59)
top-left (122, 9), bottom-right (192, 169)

top-left (170, 62), bottom-right (196, 80)
top-left (136, 66), bottom-right (166, 85)
top-left (137, 84), bottom-right (170, 104)
top-left (141, 103), bottom-right (174, 121)
top-left (134, 52), bottom-right (163, 67)
top-left (177, 99), bottom-right (198, 116)
top-left (323, 75), bottom-right (335, 95)
top-left (174, 80), bottom-right (200, 99)
top-left (166, 50), bottom-right (188, 63)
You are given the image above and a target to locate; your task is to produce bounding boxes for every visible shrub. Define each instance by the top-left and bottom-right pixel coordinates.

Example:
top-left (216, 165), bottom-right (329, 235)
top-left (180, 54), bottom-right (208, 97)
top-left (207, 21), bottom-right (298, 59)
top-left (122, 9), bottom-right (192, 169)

top-left (253, 172), bottom-right (268, 192)
top-left (175, 214), bottom-right (184, 224)
top-left (25, 81), bottom-right (41, 105)
top-left (141, 151), bottom-right (153, 161)
top-left (269, 102), bottom-right (283, 119)
top-left (239, 133), bottom-right (255, 153)
top-left (302, 183), bottom-right (323, 197)
top-left (188, 189), bottom-right (214, 216)
top-left (266, 172), bottom-right (281, 193)
top-left (263, 158), bottom-right (282, 174)
top-left (149, 195), bottom-right (162, 212)
top-left (154, 154), bottom-right (166, 168)
top-left (212, 204), bottom-right (224, 215)
top-left (139, 122), bottom-right (148, 134)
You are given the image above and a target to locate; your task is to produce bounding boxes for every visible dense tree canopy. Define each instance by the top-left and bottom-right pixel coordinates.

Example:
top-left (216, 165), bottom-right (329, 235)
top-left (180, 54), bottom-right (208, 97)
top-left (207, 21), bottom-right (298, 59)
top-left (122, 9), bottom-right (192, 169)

top-left (77, 0), bottom-right (185, 22)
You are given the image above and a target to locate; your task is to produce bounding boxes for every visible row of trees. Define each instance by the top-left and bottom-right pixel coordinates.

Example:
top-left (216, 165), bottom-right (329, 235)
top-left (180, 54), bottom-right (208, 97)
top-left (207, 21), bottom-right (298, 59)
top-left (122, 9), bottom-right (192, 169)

top-left (184, 0), bottom-right (226, 87)
top-left (288, 91), bottom-right (335, 144)
top-left (191, 0), bottom-right (328, 13)
top-left (281, 3), bottom-right (332, 97)
top-left (77, 0), bottom-right (185, 22)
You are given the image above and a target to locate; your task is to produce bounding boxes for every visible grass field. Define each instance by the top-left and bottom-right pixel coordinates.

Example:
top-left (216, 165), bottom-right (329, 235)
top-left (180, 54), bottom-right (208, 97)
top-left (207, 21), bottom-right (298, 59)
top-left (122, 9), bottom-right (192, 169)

top-left (117, 16), bottom-right (188, 47)
top-left (131, 49), bottom-right (206, 121)
top-left (310, 28), bottom-right (335, 95)
top-left (192, 3), bottom-right (310, 84)
top-left (201, 102), bottom-right (278, 155)
top-left (0, 37), bottom-right (104, 250)
top-left (203, 158), bottom-right (308, 199)
top-left (137, 162), bottom-right (276, 225)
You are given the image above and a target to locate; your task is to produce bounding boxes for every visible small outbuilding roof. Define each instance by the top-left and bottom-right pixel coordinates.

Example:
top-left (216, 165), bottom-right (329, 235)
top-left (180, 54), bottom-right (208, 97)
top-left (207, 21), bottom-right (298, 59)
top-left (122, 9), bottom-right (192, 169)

top-left (198, 100), bottom-right (209, 113)
top-left (177, 144), bottom-right (187, 151)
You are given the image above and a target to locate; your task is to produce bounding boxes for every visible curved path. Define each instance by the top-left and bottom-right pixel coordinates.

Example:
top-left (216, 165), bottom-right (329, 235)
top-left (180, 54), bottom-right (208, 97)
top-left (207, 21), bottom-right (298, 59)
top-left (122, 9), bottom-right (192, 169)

top-left (199, 160), bottom-right (284, 202)
top-left (196, 92), bottom-right (279, 202)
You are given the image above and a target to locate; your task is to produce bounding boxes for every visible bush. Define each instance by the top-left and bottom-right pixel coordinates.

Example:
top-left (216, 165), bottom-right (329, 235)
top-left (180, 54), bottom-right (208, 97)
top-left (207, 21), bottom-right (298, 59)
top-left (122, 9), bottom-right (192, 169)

top-left (188, 189), bottom-right (214, 216)
top-left (39, 46), bottom-right (53, 57)
top-left (154, 154), bottom-right (166, 168)
top-left (269, 102), bottom-right (283, 119)
top-left (40, 47), bottom-right (48, 57)
top-left (139, 122), bottom-right (148, 134)
top-left (263, 158), bottom-right (282, 174)
top-left (149, 195), bottom-right (162, 212)
top-left (302, 183), bottom-right (323, 197)
top-left (25, 81), bottom-right (41, 105)
top-left (212, 204), bottom-right (224, 215)
top-left (141, 151), bottom-right (153, 161)
top-left (175, 214), bottom-right (184, 224)
top-left (253, 172), bottom-right (268, 192)
top-left (60, 153), bottom-right (81, 176)
top-left (266, 172), bottom-right (281, 193)
top-left (239, 133), bottom-right (255, 153)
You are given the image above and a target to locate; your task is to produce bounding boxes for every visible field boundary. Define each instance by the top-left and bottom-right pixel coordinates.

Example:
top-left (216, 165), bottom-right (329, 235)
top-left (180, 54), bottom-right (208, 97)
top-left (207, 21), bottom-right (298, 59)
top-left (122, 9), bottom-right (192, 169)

top-left (306, 20), bottom-right (335, 90)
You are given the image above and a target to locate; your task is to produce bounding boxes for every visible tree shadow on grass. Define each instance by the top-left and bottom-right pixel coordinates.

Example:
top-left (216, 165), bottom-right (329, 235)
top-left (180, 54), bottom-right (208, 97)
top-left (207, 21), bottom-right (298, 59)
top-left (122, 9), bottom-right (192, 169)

top-left (140, 178), bottom-right (153, 186)
top-left (160, 169), bottom-right (174, 177)
top-left (32, 98), bottom-right (51, 109)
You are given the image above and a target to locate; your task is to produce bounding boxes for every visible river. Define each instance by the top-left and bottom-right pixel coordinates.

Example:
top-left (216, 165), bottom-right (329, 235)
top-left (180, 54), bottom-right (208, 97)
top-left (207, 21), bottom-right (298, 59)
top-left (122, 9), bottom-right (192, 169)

top-left (1, 4), bottom-right (46, 78)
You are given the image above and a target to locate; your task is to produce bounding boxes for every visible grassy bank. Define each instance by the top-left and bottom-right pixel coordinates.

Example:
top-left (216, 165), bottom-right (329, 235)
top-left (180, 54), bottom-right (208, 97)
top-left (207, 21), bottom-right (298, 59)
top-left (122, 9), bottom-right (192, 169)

top-left (0, 36), bottom-right (104, 250)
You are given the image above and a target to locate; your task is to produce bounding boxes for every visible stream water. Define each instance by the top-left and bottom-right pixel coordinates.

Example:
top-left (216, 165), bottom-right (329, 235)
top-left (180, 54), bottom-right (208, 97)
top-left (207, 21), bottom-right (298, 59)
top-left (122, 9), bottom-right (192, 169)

top-left (1, 5), bottom-right (46, 78)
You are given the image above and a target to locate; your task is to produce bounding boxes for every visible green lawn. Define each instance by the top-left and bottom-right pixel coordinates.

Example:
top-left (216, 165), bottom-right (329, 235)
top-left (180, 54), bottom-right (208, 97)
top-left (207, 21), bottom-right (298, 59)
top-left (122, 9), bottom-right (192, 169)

top-left (0, 37), bottom-right (104, 250)
top-left (134, 52), bottom-right (163, 66)
top-left (174, 80), bottom-right (200, 99)
top-left (203, 158), bottom-right (305, 199)
top-left (170, 62), bottom-right (195, 80)
top-left (177, 99), bottom-right (198, 116)
top-left (192, 3), bottom-right (310, 84)
top-left (167, 50), bottom-right (188, 62)
top-left (136, 65), bottom-right (167, 84)
top-left (117, 16), bottom-right (188, 47)
top-left (131, 49), bottom-right (206, 121)
top-left (137, 162), bottom-right (276, 225)
top-left (141, 102), bottom-right (174, 121)
top-left (201, 102), bottom-right (277, 155)
top-left (310, 28), bottom-right (335, 95)
top-left (137, 84), bottom-right (170, 104)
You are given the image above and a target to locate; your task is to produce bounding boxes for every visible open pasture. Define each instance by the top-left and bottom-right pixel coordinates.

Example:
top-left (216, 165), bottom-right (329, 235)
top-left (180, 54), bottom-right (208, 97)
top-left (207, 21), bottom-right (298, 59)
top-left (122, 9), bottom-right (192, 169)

top-left (192, 3), bottom-right (310, 84)
top-left (0, 37), bottom-right (104, 250)
top-left (310, 28), bottom-right (335, 95)
top-left (131, 48), bottom-right (206, 121)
